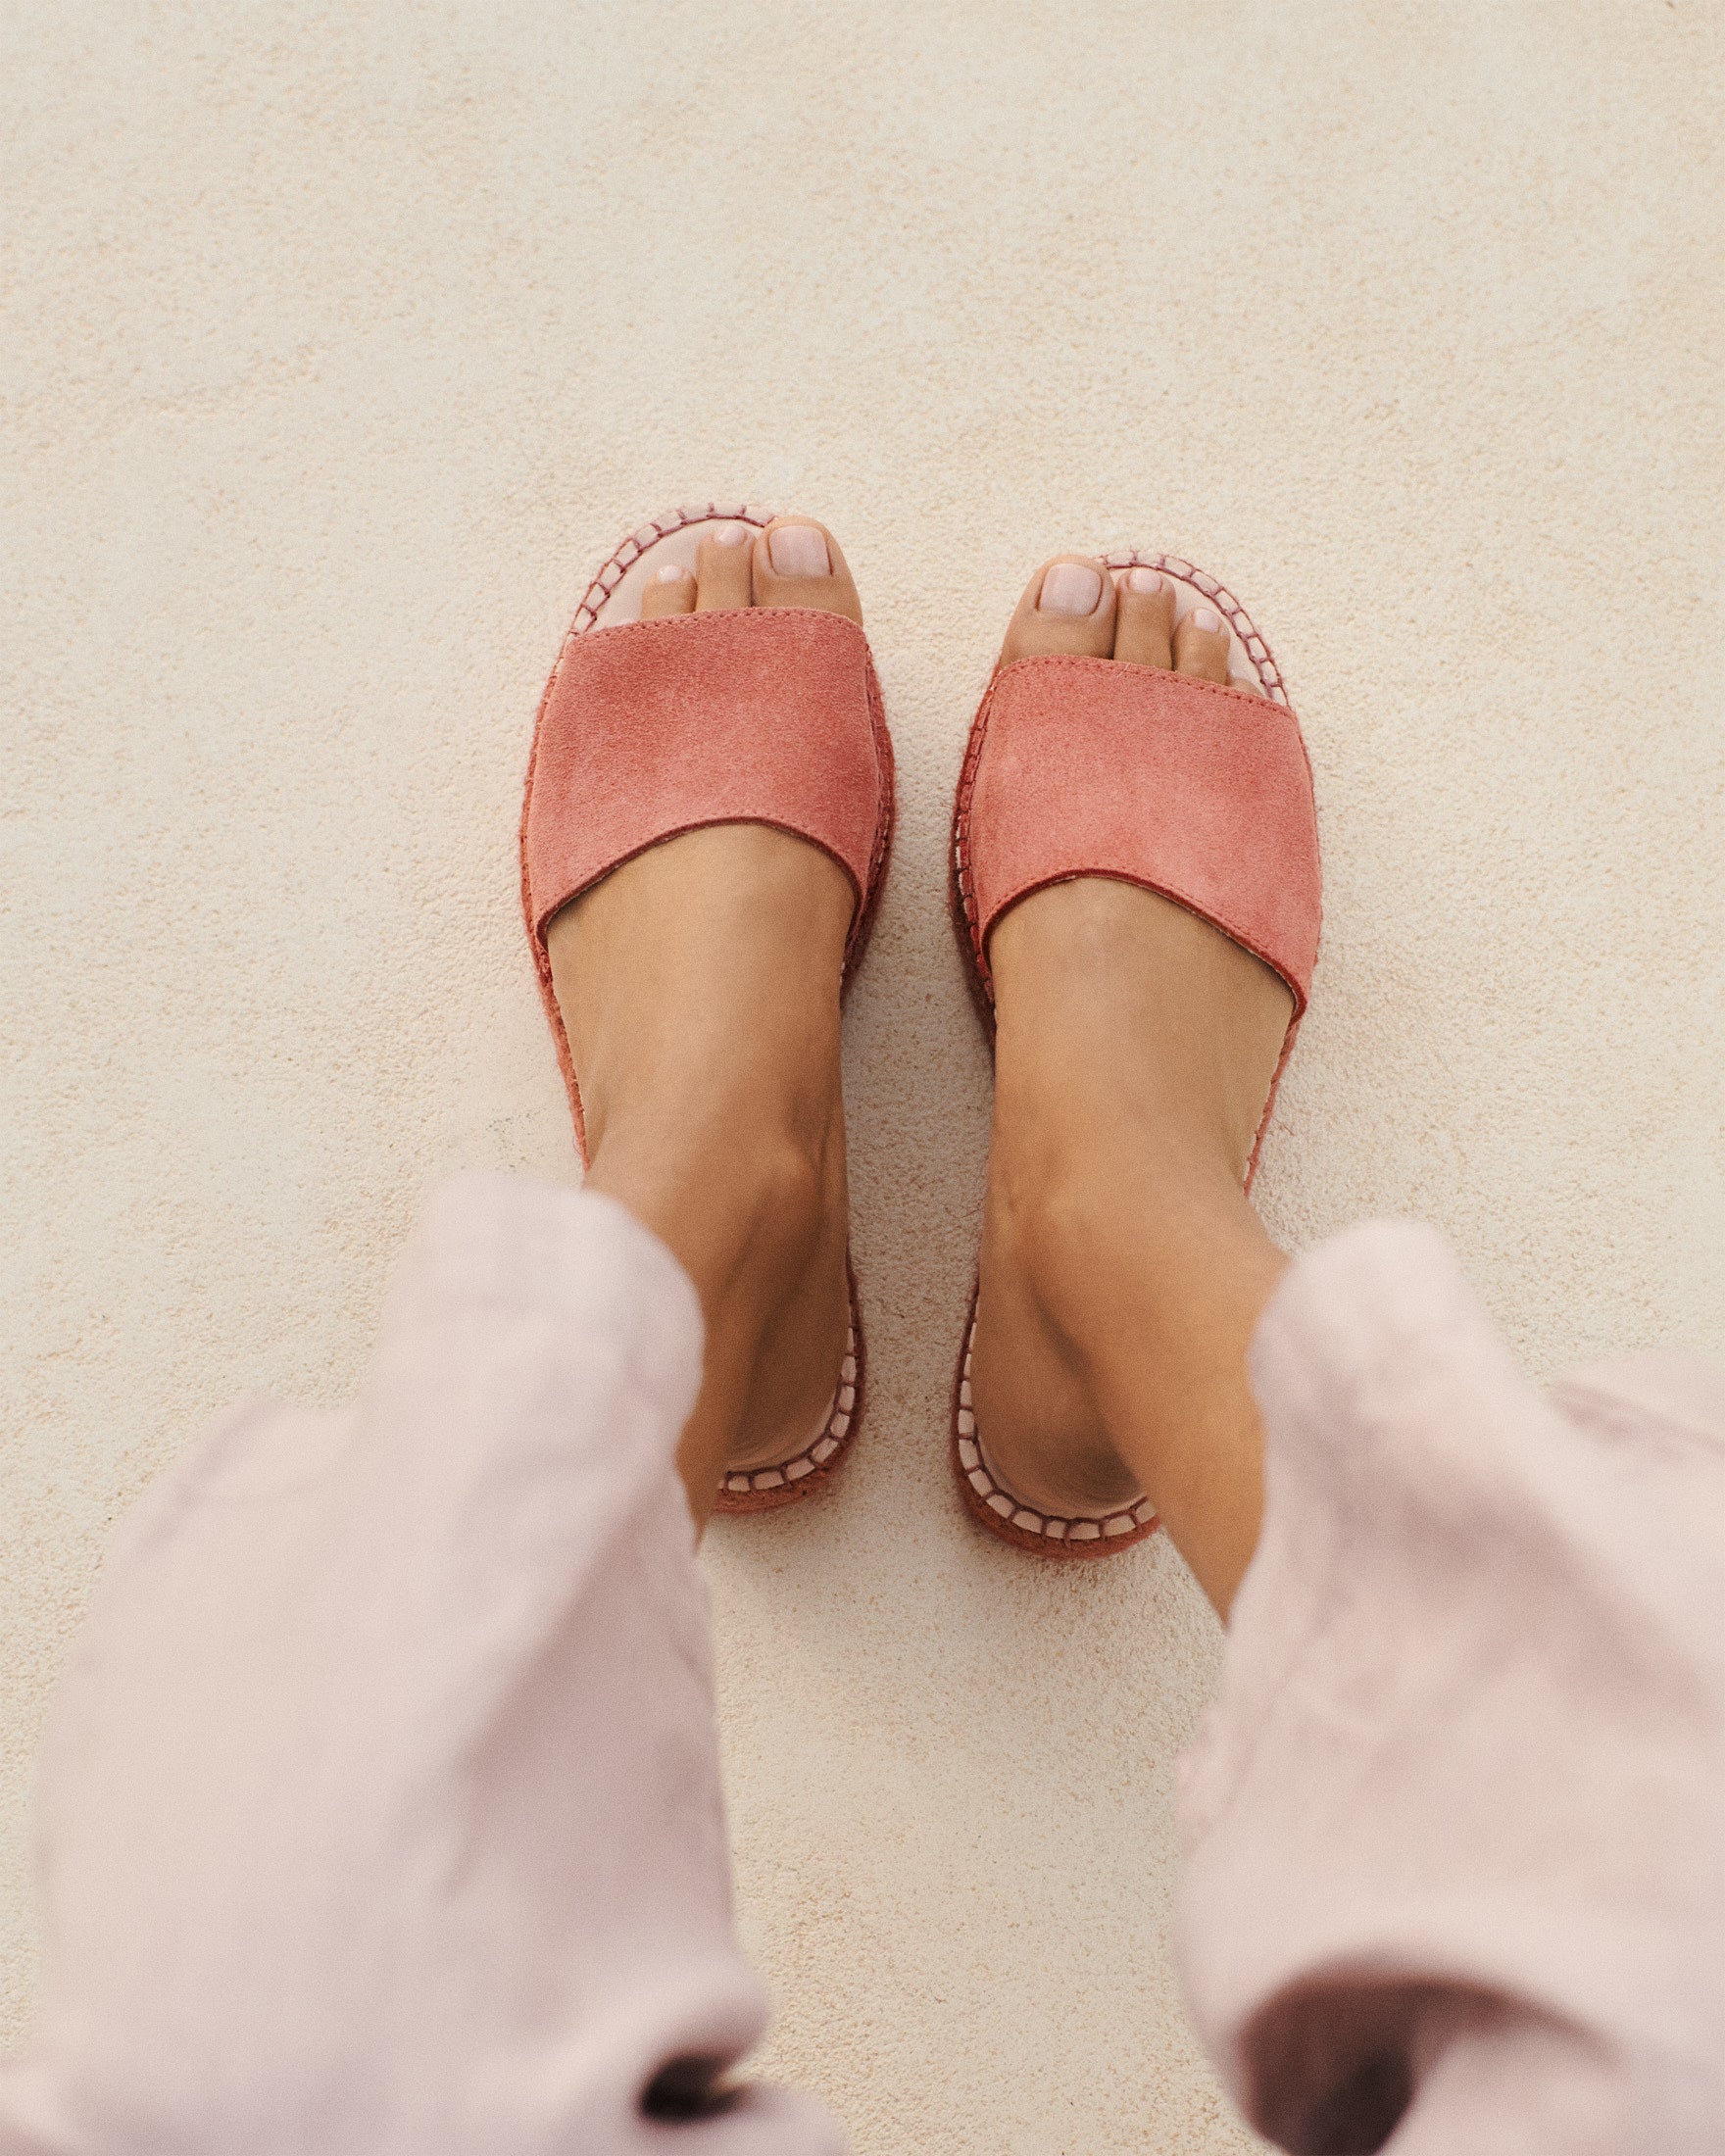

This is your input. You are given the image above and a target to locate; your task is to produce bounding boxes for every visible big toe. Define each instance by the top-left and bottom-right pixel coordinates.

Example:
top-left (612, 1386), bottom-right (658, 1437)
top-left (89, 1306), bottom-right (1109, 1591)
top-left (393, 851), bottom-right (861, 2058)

top-left (752, 516), bottom-right (863, 625)
top-left (999, 555), bottom-right (1116, 664)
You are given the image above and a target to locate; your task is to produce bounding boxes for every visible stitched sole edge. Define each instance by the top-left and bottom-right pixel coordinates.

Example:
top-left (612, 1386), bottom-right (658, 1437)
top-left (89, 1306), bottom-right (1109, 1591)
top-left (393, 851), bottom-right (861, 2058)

top-left (949, 1287), bottom-right (1159, 1558)
top-left (714, 1261), bottom-right (865, 1514)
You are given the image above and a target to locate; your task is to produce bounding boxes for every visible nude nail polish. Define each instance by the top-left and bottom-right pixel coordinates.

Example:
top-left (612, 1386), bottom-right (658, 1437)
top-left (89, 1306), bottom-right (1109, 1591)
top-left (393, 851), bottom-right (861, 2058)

top-left (1039, 562), bottom-right (1103, 615)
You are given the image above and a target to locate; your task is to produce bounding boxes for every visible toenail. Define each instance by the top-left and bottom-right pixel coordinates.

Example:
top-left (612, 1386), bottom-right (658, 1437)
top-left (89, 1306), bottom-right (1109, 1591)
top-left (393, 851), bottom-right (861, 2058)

top-left (654, 563), bottom-right (691, 583)
top-left (713, 523), bottom-right (750, 548)
top-left (768, 523), bottom-right (831, 577)
top-left (1192, 605), bottom-right (1224, 634)
top-left (1126, 567), bottom-right (1165, 595)
top-left (1038, 562), bottom-right (1103, 616)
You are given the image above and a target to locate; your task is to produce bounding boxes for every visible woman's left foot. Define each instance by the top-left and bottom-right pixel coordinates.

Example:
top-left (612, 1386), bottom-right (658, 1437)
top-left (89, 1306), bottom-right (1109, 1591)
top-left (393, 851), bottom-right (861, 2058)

top-left (545, 517), bottom-right (866, 1501)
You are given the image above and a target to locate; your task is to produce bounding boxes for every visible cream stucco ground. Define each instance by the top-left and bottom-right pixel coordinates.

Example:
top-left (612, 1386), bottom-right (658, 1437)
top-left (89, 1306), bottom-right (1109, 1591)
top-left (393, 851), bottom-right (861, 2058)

top-left (3, 5), bottom-right (1722, 2149)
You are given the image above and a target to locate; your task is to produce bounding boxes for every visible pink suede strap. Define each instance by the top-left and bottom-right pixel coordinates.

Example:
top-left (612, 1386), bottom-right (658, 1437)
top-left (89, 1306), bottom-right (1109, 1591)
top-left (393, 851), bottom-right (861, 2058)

top-left (958, 657), bottom-right (1321, 1011)
top-left (523, 607), bottom-right (891, 952)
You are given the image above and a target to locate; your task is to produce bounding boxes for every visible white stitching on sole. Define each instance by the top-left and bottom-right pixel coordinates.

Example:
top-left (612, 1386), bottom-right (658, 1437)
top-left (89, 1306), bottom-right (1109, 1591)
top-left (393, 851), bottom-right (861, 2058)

top-left (1103, 548), bottom-right (1289, 704)
top-left (722, 1323), bottom-right (859, 1496)
top-left (570, 504), bottom-right (771, 637)
top-left (957, 1307), bottom-right (1157, 1548)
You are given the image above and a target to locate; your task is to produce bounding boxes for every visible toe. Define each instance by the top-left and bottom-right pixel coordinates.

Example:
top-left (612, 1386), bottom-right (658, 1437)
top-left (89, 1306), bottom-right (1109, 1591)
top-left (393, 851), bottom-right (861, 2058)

top-left (1173, 602), bottom-right (1232, 684)
top-left (640, 562), bottom-right (697, 619)
top-left (999, 555), bottom-right (1116, 664)
top-left (694, 521), bottom-right (754, 612)
top-left (1111, 566), bottom-right (1175, 668)
top-left (751, 516), bottom-right (862, 625)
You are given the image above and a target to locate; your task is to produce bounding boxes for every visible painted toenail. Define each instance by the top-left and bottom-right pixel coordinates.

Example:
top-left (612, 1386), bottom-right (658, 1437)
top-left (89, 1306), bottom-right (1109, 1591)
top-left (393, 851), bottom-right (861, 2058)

top-left (1126, 567), bottom-right (1165, 595)
top-left (654, 563), bottom-right (691, 583)
top-left (1192, 605), bottom-right (1224, 634)
top-left (1039, 562), bottom-right (1102, 616)
top-left (768, 523), bottom-right (830, 576)
top-left (713, 523), bottom-right (750, 548)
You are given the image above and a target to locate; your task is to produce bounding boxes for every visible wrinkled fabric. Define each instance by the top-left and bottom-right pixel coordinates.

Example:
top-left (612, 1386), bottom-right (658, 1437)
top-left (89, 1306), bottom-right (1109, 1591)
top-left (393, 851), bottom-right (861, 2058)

top-left (0, 1172), bottom-right (840, 2156)
top-left (1178, 1220), bottom-right (1725, 2154)
top-left (3, 1188), bottom-right (1719, 2155)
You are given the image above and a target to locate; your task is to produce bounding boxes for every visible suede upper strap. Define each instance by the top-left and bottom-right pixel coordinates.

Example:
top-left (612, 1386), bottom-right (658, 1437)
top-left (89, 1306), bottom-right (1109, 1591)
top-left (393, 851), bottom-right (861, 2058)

top-left (523, 607), bottom-right (890, 950)
top-left (962, 657), bottom-right (1321, 1009)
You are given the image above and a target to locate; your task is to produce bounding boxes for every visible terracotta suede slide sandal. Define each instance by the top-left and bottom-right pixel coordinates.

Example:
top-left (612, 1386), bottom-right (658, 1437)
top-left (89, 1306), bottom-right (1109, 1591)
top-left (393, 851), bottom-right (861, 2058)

top-left (520, 502), bottom-right (895, 1513)
top-left (949, 549), bottom-right (1320, 1557)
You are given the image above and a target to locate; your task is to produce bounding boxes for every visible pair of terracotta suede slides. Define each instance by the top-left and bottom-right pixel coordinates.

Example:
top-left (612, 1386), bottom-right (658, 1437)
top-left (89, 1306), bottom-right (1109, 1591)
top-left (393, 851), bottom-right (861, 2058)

top-left (521, 503), bottom-right (1322, 1559)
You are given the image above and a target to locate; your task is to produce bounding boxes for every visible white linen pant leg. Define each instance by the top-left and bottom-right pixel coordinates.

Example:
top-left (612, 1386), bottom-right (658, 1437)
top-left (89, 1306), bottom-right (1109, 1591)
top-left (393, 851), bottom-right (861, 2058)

top-left (1177, 1221), bottom-right (1725, 2155)
top-left (0, 1172), bottom-right (840, 2156)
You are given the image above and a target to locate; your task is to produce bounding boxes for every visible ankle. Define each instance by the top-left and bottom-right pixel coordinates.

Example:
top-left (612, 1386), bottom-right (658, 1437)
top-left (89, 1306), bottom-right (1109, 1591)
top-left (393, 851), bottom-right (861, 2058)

top-left (991, 1107), bottom-right (1278, 1370)
top-left (987, 1138), bottom-right (1281, 1612)
top-left (587, 1104), bottom-right (837, 1309)
top-left (580, 1027), bottom-right (840, 1177)
top-left (990, 1068), bottom-right (1246, 1251)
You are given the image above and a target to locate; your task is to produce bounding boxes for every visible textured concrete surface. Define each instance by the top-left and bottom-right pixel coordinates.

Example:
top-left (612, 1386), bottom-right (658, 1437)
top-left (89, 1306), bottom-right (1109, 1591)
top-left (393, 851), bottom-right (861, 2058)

top-left (3, 4), bottom-right (1721, 2148)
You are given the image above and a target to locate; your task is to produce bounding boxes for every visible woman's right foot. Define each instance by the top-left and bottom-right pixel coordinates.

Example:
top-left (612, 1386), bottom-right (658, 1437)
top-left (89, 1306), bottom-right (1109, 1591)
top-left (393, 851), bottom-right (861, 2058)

top-left (969, 557), bottom-right (1294, 1591)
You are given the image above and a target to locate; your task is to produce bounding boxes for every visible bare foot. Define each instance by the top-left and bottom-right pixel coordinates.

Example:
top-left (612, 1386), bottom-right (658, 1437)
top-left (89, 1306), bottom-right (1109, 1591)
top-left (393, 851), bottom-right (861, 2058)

top-left (969, 557), bottom-right (1294, 1607)
top-left (545, 517), bottom-right (862, 1520)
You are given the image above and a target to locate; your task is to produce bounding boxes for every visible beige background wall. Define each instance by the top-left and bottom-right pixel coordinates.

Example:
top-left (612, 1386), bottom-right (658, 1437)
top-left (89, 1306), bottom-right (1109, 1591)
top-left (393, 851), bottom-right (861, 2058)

top-left (4, 4), bottom-right (1721, 2148)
